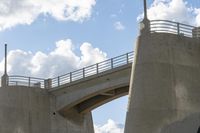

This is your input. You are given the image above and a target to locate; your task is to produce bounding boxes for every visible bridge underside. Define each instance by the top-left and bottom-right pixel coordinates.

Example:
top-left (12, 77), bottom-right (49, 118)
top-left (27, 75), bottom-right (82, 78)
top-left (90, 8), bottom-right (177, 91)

top-left (60, 86), bottom-right (129, 116)
top-left (76, 86), bottom-right (129, 113)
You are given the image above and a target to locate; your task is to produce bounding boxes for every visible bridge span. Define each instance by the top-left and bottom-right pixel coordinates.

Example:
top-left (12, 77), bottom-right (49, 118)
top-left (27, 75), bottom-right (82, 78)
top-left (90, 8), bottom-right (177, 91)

top-left (5, 51), bottom-right (134, 114)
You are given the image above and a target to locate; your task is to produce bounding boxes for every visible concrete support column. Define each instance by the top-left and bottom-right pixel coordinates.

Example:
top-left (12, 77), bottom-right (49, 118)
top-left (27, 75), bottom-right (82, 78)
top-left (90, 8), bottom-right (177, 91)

top-left (1, 74), bottom-right (8, 87)
top-left (192, 27), bottom-right (200, 38)
top-left (45, 78), bottom-right (52, 89)
top-left (125, 33), bottom-right (200, 133)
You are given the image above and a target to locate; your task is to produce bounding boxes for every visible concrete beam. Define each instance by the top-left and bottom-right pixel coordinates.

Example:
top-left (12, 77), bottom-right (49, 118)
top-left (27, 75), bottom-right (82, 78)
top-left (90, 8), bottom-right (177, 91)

top-left (76, 86), bottom-right (129, 114)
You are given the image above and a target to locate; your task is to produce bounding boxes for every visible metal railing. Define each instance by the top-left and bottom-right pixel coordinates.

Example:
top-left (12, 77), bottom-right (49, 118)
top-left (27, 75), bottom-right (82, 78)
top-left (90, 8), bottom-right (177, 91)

top-left (150, 20), bottom-right (197, 38)
top-left (4, 51), bottom-right (134, 89)
top-left (51, 51), bottom-right (134, 88)
top-left (8, 75), bottom-right (45, 88)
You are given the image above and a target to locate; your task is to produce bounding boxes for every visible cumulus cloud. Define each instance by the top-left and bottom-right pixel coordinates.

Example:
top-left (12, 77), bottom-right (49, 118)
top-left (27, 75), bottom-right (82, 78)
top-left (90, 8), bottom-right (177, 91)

top-left (138, 0), bottom-right (200, 26)
top-left (0, 39), bottom-right (107, 78)
top-left (114, 21), bottom-right (125, 31)
top-left (94, 119), bottom-right (124, 133)
top-left (0, 0), bottom-right (96, 31)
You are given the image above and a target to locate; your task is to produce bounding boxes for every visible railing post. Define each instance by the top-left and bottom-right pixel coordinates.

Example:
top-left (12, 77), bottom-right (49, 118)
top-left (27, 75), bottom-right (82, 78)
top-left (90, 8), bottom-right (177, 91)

top-left (28, 77), bottom-right (31, 87)
top-left (44, 78), bottom-right (52, 89)
top-left (96, 63), bottom-right (99, 74)
top-left (70, 72), bottom-right (72, 82)
top-left (111, 58), bottom-right (113, 69)
top-left (33, 82), bottom-right (41, 88)
top-left (126, 53), bottom-right (129, 64)
top-left (83, 68), bottom-right (85, 78)
top-left (192, 27), bottom-right (200, 38)
top-left (177, 23), bottom-right (180, 35)
top-left (57, 76), bottom-right (60, 86)
top-left (1, 74), bottom-right (8, 87)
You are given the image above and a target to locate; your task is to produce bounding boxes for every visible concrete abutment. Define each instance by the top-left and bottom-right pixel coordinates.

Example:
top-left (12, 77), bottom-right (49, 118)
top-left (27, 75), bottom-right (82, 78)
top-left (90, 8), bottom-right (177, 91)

top-left (125, 33), bottom-right (200, 133)
top-left (0, 86), bottom-right (94, 133)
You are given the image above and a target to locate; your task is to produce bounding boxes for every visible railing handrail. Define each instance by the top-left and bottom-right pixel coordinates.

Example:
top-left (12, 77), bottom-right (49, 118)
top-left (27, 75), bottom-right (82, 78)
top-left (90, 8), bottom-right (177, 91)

top-left (51, 51), bottom-right (134, 88)
top-left (9, 75), bottom-right (45, 80)
top-left (150, 19), bottom-right (198, 38)
top-left (52, 51), bottom-right (133, 80)
top-left (5, 51), bottom-right (134, 89)
top-left (150, 20), bottom-right (195, 28)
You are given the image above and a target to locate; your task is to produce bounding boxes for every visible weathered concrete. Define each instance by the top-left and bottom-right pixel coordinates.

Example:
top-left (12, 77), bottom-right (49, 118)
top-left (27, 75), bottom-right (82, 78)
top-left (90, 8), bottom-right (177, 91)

top-left (125, 33), bottom-right (200, 133)
top-left (0, 86), bottom-right (50, 133)
top-left (50, 94), bottom-right (94, 133)
top-left (0, 86), bottom-right (94, 133)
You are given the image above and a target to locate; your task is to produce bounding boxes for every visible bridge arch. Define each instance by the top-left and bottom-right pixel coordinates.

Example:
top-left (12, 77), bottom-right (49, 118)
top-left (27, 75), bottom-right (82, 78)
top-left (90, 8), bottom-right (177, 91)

top-left (49, 63), bottom-right (132, 116)
top-left (75, 85), bottom-right (129, 114)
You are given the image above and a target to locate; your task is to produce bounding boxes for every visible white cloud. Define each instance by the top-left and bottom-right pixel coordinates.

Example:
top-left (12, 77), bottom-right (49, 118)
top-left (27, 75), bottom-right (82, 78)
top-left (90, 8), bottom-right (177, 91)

top-left (0, 0), bottom-right (96, 31)
top-left (138, 0), bottom-right (200, 26)
top-left (195, 8), bottom-right (200, 26)
top-left (0, 39), bottom-right (107, 78)
top-left (94, 119), bottom-right (124, 133)
top-left (80, 43), bottom-right (107, 67)
top-left (114, 21), bottom-right (125, 31)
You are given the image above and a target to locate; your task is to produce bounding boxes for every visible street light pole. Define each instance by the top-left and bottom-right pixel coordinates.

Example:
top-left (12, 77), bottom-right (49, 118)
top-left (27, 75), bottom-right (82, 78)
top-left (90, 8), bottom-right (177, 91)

top-left (4, 44), bottom-right (7, 75)
top-left (144, 0), bottom-right (147, 19)
top-left (1, 44), bottom-right (8, 87)
top-left (140, 0), bottom-right (150, 34)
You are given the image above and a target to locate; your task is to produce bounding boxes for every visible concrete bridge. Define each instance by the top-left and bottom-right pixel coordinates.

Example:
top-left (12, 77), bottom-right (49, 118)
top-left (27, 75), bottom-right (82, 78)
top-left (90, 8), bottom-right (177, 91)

top-left (0, 50), bottom-right (133, 133)
top-left (0, 18), bottom-right (200, 133)
top-left (7, 51), bottom-right (133, 114)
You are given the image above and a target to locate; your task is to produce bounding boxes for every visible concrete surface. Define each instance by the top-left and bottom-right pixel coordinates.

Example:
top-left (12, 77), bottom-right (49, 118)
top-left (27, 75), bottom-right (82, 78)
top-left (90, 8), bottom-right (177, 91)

top-left (125, 33), bottom-right (200, 133)
top-left (0, 86), bottom-right (94, 133)
top-left (0, 86), bottom-right (50, 133)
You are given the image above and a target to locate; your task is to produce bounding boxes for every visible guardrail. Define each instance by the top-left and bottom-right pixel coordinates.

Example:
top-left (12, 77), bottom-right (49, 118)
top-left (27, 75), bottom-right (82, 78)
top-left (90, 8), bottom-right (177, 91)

top-left (150, 20), bottom-right (198, 38)
top-left (4, 51), bottom-right (134, 89)
top-left (8, 75), bottom-right (45, 88)
top-left (51, 51), bottom-right (134, 88)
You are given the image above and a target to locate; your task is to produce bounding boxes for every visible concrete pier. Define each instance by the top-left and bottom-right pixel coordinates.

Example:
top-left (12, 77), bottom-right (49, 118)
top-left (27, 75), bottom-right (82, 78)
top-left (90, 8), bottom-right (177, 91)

top-left (0, 86), bottom-right (94, 133)
top-left (125, 33), bottom-right (200, 133)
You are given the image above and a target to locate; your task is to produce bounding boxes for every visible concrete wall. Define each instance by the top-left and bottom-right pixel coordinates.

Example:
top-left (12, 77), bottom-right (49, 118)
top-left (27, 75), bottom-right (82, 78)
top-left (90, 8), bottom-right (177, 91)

top-left (50, 95), bottom-right (94, 133)
top-left (0, 86), bottom-right (51, 133)
top-left (125, 33), bottom-right (200, 133)
top-left (0, 86), bottom-right (94, 133)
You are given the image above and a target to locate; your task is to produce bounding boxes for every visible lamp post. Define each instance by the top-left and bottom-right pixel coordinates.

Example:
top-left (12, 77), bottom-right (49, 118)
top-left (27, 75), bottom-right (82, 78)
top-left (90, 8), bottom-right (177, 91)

top-left (4, 44), bottom-right (7, 75)
top-left (1, 44), bottom-right (8, 87)
top-left (144, 0), bottom-right (147, 19)
top-left (140, 0), bottom-right (150, 34)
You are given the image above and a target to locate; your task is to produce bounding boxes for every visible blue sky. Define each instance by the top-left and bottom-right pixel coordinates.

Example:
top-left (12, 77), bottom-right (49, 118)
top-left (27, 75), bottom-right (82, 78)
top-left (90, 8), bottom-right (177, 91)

top-left (0, 0), bottom-right (199, 132)
top-left (0, 0), bottom-right (138, 58)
